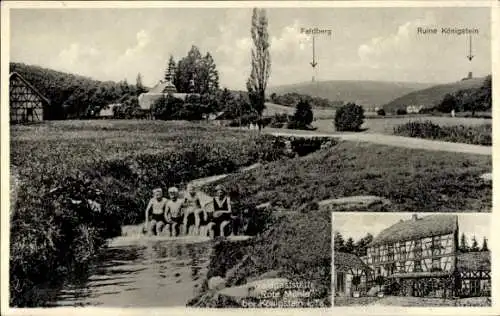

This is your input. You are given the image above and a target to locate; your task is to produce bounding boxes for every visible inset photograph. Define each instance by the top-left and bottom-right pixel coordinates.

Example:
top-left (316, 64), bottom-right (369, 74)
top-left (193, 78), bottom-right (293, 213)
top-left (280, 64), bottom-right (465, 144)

top-left (333, 213), bottom-right (491, 307)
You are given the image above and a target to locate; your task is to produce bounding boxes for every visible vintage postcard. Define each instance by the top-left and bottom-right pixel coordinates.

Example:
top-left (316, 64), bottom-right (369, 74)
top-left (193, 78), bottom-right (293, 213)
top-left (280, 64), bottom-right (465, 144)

top-left (0, 1), bottom-right (497, 315)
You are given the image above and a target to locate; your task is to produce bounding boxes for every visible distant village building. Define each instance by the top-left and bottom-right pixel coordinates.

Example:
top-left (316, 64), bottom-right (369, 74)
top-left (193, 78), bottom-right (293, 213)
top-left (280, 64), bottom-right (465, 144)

top-left (9, 72), bottom-right (50, 123)
top-left (98, 103), bottom-right (122, 118)
top-left (138, 80), bottom-right (193, 119)
top-left (360, 214), bottom-right (490, 298)
top-left (406, 105), bottom-right (424, 114)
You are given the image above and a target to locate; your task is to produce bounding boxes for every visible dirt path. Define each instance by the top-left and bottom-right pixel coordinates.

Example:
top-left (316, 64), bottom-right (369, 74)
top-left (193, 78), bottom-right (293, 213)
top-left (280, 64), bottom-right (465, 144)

top-left (264, 128), bottom-right (491, 156)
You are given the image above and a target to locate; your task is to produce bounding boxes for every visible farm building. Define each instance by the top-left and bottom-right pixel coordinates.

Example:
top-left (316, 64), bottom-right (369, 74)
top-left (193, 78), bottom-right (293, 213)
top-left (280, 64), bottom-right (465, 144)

top-left (9, 72), bottom-right (50, 123)
top-left (334, 252), bottom-right (372, 297)
top-left (98, 103), bottom-right (122, 118)
top-left (138, 80), bottom-right (194, 118)
top-left (361, 214), bottom-right (490, 298)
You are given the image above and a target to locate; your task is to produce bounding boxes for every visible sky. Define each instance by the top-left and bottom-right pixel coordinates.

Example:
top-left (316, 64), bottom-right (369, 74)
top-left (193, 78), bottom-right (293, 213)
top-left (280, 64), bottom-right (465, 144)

top-left (333, 213), bottom-right (491, 246)
top-left (10, 7), bottom-right (492, 90)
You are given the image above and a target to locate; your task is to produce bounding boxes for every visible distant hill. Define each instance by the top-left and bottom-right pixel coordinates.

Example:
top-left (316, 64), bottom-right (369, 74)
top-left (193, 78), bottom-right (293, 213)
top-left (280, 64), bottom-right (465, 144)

top-left (383, 77), bottom-right (486, 112)
top-left (268, 80), bottom-right (434, 107)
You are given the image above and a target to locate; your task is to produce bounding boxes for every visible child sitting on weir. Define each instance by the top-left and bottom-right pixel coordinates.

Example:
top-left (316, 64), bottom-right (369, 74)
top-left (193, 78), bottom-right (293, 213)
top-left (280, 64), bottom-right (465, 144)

top-left (166, 187), bottom-right (184, 237)
top-left (182, 184), bottom-right (206, 236)
top-left (144, 188), bottom-right (168, 236)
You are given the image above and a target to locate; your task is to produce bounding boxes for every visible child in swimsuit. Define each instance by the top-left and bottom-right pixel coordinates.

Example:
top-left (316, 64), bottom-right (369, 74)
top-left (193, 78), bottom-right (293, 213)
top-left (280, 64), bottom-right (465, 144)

top-left (182, 184), bottom-right (205, 236)
top-left (166, 187), bottom-right (184, 237)
top-left (144, 188), bottom-right (168, 236)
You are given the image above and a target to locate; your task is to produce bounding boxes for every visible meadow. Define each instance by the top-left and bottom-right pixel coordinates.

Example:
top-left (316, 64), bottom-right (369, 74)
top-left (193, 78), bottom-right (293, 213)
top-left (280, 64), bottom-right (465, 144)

top-left (205, 141), bottom-right (491, 212)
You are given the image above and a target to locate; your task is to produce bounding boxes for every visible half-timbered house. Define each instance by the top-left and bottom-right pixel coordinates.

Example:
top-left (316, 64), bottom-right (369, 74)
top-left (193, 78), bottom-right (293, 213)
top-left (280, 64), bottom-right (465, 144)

top-left (362, 214), bottom-right (490, 298)
top-left (9, 72), bottom-right (50, 123)
top-left (334, 252), bottom-right (372, 297)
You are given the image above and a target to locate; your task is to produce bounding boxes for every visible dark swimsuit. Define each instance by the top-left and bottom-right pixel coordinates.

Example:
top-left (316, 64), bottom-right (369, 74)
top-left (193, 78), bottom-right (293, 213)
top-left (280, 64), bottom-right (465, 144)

top-left (151, 213), bottom-right (165, 223)
top-left (213, 197), bottom-right (231, 235)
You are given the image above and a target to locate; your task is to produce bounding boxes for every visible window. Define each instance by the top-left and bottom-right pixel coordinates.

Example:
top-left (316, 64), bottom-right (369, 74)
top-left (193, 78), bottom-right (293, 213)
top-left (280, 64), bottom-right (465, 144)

top-left (414, 260), bottom-right (422, 272)
top-left (400, 243), bottom-right (406, 260)
top-left (431, 236), bottom-right (441, 256)
top-left (397, 261), bottom-right (406, 273)
top-left (373, 247), bottom-right (380, 263)
top-left (432, 258), bottom-right (441, 271)
top-left (376, 267), bottom-right (381, 276)
top-left (414, 240), bottom-right (422, 258)
top-left (388, 244), bottom-right (394, 261)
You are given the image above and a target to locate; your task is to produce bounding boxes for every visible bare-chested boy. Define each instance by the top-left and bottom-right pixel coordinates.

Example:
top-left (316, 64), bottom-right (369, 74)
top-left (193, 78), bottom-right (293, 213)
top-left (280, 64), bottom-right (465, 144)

top-left (182, 184), bottom-right (205, 236)
top-left (144, 188), bottom-right (168, 236)
top-left (166, 187), bottom-right (184, 237)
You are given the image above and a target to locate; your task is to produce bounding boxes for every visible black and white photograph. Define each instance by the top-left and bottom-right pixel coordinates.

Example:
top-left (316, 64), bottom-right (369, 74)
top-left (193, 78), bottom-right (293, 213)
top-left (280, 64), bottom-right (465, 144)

top-left (333, 213), bottom-right (491, 307)
top-left (2, 1), bottom-right (494, 312)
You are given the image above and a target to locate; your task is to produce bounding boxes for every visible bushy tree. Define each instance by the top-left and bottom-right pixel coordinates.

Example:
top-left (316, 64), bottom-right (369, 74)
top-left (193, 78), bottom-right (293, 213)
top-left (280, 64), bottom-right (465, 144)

top-left (334, 103), bottom-right (364, 131)
top-left (344, 237), bottom-right (355, 254)
top-left (289, 100), bottom-right (313, 129)
top-left (151, 95), bottom-right (184, 120)
top-left (377, 108), bottom-right (386, 116)
top-left (334, 231), bottom-right (345, 252)
top-left (247, 8), bottom-right (271, 118)
top-left (438, 93), bottom-right (457, 113)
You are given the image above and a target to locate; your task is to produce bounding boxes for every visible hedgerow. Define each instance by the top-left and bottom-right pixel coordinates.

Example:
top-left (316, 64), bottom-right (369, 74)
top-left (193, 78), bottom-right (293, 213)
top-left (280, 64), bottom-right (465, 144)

top-left (393, 121), bottom-right (492, 146)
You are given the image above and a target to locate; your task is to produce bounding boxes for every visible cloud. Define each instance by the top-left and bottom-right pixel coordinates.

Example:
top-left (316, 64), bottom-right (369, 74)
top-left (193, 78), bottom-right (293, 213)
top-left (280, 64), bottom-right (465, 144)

top-left (123, 29), bottom-right (151, 58)
top-left (58, 43), bottom-right (101, 67)
top-left (357, 12), bottom-right (436, 68)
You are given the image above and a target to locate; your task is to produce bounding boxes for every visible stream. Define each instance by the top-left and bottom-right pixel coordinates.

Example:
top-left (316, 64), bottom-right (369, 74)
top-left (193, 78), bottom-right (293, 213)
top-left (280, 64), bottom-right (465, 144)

top-left (50, 237), bottom-right (213, 307)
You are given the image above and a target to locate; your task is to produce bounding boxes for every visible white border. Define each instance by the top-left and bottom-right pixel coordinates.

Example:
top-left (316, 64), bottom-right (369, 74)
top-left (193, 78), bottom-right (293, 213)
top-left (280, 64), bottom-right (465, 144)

top-left (1, 1), bottom-right (498, 316)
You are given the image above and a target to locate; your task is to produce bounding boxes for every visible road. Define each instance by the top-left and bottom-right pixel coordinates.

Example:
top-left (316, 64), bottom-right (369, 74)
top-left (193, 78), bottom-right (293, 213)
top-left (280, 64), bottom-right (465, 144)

top-left (264, 128), bottom-right (492, 156)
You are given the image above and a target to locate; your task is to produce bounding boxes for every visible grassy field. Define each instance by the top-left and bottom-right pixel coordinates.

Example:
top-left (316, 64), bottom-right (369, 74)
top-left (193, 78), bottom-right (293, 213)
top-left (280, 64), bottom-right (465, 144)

top-left (312, 116), bottom-right (491, 135)
top-left (205, 141), bottom-right (491, 212)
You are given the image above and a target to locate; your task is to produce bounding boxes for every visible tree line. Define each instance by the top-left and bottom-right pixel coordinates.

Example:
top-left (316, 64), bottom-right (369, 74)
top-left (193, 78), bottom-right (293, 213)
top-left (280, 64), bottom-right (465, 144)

top-left (334, 231), bottom-right (489, 258)
top-left (270, 92), bottom-right (344, 109)
top-left (437, 75), bottom-right (492, 116)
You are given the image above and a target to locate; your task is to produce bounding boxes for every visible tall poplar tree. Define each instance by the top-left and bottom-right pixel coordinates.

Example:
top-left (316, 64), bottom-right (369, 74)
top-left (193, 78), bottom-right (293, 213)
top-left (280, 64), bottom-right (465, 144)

top-left (246, 8), bottom-right (271, 119)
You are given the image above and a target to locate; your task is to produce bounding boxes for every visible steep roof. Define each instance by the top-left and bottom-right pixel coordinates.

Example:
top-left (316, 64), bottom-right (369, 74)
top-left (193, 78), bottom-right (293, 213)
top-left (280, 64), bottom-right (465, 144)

top-left (334, 252), bottom-right (372, 272)
top-left (148, 80), bottom-right (177, 93)
top-left (138, 92), bottom-right (191, 110)
top-left (9, 72), bottom-right (50, 105)
top-left (456, 251), bottom-right (490, 272)
top-left (369, 215), bottom-right (458, 247)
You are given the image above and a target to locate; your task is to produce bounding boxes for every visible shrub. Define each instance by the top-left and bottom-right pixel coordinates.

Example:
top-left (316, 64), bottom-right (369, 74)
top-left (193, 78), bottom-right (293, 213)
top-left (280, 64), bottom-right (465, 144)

top-left (289, 100), bottom-right (313, 130)
top-left (334, 103), bottom-right (365, 131)
top-left (396, 108), bottom-right (407, 115)
top-left (376, 108), bottom-right (386, 116)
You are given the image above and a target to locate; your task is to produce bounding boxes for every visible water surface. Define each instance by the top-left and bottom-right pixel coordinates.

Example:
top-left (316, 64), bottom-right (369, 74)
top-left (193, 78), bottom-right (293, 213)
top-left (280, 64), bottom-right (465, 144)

top-left (52, 238), bottom-right (212, 307)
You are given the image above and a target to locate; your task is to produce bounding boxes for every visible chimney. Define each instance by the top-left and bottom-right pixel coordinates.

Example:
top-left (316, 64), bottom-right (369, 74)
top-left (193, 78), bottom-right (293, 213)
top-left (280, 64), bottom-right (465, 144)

top-left (412, 214), bottom-right (418, 221)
